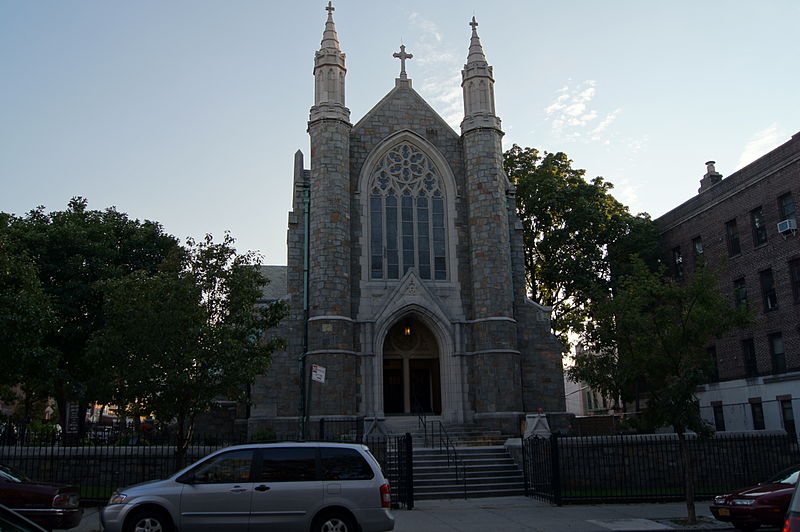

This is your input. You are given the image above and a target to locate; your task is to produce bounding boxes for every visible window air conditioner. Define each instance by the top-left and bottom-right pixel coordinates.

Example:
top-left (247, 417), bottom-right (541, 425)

top-left (777, 218), bottom-right (797, 233)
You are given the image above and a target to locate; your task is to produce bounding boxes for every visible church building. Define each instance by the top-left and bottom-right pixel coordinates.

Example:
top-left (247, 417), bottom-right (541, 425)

top-left (250, 4), bottom-right (565, 437)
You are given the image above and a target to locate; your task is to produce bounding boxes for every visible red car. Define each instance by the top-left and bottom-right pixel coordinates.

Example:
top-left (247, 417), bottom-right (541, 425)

top-left (0, 464), bottom-right (82, 531)
top-left (710, 464), bottom-right (799, 532)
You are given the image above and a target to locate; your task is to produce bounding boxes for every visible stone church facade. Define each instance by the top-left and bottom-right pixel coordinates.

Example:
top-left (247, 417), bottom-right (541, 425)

top-left (249, 5), bottom-right (564, 437)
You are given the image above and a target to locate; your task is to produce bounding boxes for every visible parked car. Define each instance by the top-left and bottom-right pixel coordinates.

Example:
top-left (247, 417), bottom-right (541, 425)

top-left (710, 464), bottom-right (799, 532)
top-left (0, 504), bottom-right (48, 532)
top-left (0, 464), bottom-right (82, 531)
top-left (101, 441), bottom-right (394, 532)
top-left (784, 479), bottom-right (800, 532)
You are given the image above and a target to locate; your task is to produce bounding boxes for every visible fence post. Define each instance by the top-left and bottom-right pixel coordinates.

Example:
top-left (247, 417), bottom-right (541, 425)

top-left (319, 418), bottom-right (325, 441)
top-left (405, 432), bottom-right (414, 510)
top-left (522, 436), bottom-right (529, 497)
top-left (550, 432), bottom-right (561, 506)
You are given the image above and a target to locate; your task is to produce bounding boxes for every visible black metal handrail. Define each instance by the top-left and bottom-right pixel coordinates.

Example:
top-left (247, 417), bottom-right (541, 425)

top-left (422, 420), bottom-right (467, 499)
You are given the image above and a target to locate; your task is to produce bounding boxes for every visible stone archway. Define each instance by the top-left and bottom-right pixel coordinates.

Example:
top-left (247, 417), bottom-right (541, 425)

top-left (382, 316), bottom-right (441, 415)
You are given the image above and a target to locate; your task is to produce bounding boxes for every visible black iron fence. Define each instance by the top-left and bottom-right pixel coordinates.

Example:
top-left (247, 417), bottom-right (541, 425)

top-left (0, 419), bottom-right (414, 508)
top-left (523, 431), bottom-right (800, 505)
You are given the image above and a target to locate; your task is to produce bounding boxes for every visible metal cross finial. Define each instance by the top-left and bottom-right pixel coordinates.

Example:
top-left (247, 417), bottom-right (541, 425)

top-left (326, 1), bottom-right (334, 15)
top-left (393, 44), bottom-right (413, 79)
top-left (470, 16), bottom-right (478, 31)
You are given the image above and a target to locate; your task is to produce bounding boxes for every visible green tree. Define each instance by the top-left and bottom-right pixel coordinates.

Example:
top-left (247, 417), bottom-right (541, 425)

top-left (570, 258), bottom-right (751, 523)
top-left (91, 233), bottom-right (287, 460)
top-left (503, 145), bottom-right (648, 347)
top-left (1, 198), bottom-right (180, 431)
top-left (0, 219), bottom-right (54, 419)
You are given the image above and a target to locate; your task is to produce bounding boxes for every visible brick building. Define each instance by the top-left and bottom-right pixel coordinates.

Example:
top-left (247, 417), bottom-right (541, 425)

top-left (248, 6), bottom-right (565, 437)
top-left (656, 132), bottom-right (800, 439)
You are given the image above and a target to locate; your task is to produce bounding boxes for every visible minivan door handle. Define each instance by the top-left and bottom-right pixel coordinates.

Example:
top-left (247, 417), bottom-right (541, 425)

top-left (254, 485), bottom-right (271, 492)
top-left (229, 486), bottom-right (248, 493)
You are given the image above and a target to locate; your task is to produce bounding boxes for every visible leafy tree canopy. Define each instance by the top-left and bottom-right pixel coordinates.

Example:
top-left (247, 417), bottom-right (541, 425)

top-left (504, 145), bottom-right (655, 347)
top-left (90, 233), bottom-right (288, 456)
top-left (1, 198), bottom-right (181, 426)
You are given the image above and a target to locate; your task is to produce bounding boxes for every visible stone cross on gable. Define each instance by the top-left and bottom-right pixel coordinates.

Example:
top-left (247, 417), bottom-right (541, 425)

top-left (393, 44), bottom-right (413, 79)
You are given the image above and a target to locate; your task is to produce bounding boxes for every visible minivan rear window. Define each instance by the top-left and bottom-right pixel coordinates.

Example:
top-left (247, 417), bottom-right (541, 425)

top-left (321, 447), bottom-right (374, 480)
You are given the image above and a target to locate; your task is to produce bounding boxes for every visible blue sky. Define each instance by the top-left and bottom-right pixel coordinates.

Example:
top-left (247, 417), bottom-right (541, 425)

top-left (2, 1), bottom-right (799, 264)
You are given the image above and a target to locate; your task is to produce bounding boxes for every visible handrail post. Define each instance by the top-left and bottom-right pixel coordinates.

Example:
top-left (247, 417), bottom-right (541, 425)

top-left (405, 432), bottom-right (414, 510)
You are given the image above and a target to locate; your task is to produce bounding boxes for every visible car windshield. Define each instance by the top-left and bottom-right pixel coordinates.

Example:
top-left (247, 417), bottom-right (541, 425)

top-left (0, 464), bottom-right (30, 483)
top-left (765, 466), bottom-right (800, 485)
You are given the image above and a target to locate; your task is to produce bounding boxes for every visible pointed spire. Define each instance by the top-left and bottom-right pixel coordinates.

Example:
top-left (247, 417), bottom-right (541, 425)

top-left (461, 16), bottom-right (501, 133)
top-left (310, 1), bottom-right (350, 123)
top-left (320, 1), bottom-right (341, 52)
top-left (466, 16), bottom-right (488, 66)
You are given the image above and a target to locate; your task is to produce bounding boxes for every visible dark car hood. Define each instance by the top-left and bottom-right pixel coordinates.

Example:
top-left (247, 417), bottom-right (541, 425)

top-left (732, 482), bottom-right (794, 497)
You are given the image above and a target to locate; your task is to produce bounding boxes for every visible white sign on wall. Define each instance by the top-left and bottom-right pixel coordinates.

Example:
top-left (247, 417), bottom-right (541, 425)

top-left (311, 364), bottom-right (326, 384)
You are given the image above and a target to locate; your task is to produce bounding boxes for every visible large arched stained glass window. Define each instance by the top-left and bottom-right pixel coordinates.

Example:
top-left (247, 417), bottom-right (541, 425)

top-left (369, 143), bottom-right (447, 281)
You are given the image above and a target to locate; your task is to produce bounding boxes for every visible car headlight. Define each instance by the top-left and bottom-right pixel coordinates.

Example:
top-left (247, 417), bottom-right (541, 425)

top-left (108, 492), bottom-right (128, 505)
top-left (713, 496), bottom-right (727, 504)
top-left (731, 498), bottom-right (756, 505)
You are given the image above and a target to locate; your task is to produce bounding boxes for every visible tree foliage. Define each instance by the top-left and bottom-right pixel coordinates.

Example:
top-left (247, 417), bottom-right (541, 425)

top-left (0, 217), bottom-right (54, 410)
top-left (503, 145), bottom-right (652, 347)
top-left (1, 198), bottom-right (180, 427)
top-left (90, 233), bottom-right (288, 457)
top-left (570, 258), bottom-right (752, 521)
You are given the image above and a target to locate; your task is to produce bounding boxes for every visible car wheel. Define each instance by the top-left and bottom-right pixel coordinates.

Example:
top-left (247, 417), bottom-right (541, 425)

top-left (312, 511), bottom-right (357, 532)
top-left (124, 508), bottom-right (174, 532)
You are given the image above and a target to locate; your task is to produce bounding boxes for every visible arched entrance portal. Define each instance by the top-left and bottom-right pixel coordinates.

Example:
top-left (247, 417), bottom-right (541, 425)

top-left (382, 317), bottom-right (442, 415)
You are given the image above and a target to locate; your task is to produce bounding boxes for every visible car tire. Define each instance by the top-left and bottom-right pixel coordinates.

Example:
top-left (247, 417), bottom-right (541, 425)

top-left (124, 508), bottom-right (174, 532)
top-left (311, 510), bottom-right (357, 532)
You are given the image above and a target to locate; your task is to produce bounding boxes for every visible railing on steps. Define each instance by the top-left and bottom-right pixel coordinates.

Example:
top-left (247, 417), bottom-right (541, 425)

top-left (419, 420), bottom-right (467, 499)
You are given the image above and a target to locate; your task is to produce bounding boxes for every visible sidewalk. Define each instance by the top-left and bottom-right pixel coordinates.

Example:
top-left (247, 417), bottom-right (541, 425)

top-left (67, 497), bottom-right (757, 532)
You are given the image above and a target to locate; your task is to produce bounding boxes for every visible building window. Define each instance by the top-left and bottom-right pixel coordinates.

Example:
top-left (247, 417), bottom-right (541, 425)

top-left (369, 143), bottom-right (447, 281)
top-left (671, 246), bottom-right (683, 279)
top-left (692, 237), bottom-right (704, 267)
top-left (706, 345), bottom-right (719, 382)
top-left (781, 400), bottom-right (796, 442)
top-left (725, 219), bottom-right (741, 257)
top-left (751, 401), bottom-right (765, 430)
top-left (750, 207), bottom-right (768, 246)
top-left (733, 278), bottom-right (747, 307)
top-left (790, 259), bottom-right (800, 304)
top-left (769, 332), bottom-right (786, 374)
top-left (759, 268), bottom-right (778, 312)
top-left (712, 404), bottom-right (726, 432)
top-left (742, 338), bottom-right (758, 377)
top-left (779, 192), bottom-right (796, 222)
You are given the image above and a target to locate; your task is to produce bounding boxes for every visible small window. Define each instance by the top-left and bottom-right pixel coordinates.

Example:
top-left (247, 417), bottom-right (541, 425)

top-left (713, 404), bottom-right (726, 432)
top-left (779, 193), bottom-right (796, 221)
top-left (751, 401), bottom-right (765, 430)
top-left (742, 338), bottom-right (758, 377)
top-left (769, 332), bottom-right (786, 374)
top-left (692, 237), bottom-right (704, 267)
top-left (672, 246), bottom-right (683, 280)
top-left (733, 278), bottom-right (747, 307)
top-left (191, 450), bottom-right (253, 484)
top-left (726, 219), bottom-right (741, 257)
top-left (750, 207), bottom-right (768, 246)
top-left (706, 345), bottom-right (719, 383)
top-left (760, 268), bottom-right (778, 312)
top-left (321, 447), bottom-right (374, 480)
top-left (258, 447), bottom-right (317, 482)
top-left (789, 259), bottom-right (800, 304)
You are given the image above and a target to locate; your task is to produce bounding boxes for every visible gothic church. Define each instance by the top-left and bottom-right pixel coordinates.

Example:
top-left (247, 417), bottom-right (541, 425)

top-left (250, 5), bottom-right (565, 437)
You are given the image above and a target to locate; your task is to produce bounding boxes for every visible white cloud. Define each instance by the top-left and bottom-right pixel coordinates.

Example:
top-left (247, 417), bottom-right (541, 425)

top-left (409, 12), bottom-right (442, 43)
top-left (544, 80), bottom-right (621, 143)
top-left (736, 124), bottom-right (785, 170)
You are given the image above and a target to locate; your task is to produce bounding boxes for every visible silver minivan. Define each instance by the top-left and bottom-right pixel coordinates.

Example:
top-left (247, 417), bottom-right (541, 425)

top-left (100, 442), bottom-right (394, 532)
